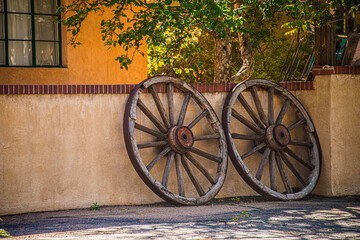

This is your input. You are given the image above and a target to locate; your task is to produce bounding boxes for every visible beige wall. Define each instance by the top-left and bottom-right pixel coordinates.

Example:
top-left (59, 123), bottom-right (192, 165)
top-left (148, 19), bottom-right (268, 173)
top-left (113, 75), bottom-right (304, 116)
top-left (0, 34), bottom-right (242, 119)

top-left (0, 92), bottom-right (253, 216)
top-left (294, 74), bottom-right (360, 197)
top-left (0, 94), bottom-right (156, 215)
top-left (1, 75), bottom-right (360, 215)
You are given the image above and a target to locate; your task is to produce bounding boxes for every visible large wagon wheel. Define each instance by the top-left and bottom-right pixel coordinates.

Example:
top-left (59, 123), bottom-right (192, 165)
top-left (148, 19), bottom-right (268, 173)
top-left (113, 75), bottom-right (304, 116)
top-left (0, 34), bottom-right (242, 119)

top-left (222, 79), bottom-right (321, 200)
top-left (124, 76), bottom-right (227, 205)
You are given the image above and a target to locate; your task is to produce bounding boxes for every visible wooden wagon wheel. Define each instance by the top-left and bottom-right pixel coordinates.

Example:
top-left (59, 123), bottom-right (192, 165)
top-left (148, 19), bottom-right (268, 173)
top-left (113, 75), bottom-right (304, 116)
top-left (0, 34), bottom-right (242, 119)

top-left (222, 79), bottom-right (321, 200)
top-left (124, 76), bottom-right (228, 205)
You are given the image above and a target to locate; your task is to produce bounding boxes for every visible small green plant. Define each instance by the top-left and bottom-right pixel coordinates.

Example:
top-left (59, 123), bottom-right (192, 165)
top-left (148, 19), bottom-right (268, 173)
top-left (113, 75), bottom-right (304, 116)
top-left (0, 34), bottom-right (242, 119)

top-left (231, 197), bottom-right (241, 201)
top-left (231, 216), bottom-right (242, 222)
top-left (0, 229), bottom-right (10, 238)
top-left (231, 211), bottom-right (252, 221)
top-left (240, 211), bottom-right (252, 218)
top-left (90, 202), bottom-right (100, 211)
top-left (0, 218), bottom-right (11, 238)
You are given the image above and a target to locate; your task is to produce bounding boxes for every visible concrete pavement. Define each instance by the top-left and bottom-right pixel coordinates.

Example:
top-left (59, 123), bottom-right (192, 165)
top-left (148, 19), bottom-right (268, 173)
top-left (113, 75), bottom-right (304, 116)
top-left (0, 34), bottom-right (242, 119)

top-left (1, 196), bottom-right (359, 239)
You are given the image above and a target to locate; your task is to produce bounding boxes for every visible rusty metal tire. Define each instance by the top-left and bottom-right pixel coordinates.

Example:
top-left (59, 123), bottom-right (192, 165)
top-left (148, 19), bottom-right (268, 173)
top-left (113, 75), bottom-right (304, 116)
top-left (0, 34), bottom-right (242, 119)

top-left (124, 76), bottom-right (228, 205)
top-left (222, 79), bottom-right (321, 200)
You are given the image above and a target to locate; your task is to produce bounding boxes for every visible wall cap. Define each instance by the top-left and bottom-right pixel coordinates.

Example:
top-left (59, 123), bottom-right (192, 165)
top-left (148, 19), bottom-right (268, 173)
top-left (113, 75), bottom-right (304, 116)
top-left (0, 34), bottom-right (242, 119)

top-left (312, 66), bottom-right (360, 75)
top-left (0, 81), bottom-right (314, 95)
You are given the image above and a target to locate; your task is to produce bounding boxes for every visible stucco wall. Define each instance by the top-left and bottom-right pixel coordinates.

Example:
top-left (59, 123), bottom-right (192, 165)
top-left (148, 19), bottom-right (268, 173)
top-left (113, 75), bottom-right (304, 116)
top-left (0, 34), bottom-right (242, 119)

top-left (0, 7), bottom-right (147, 85)
top-left (294, 74), bottom-right (360, 197)
top-left (0, 92), bottom-right (252, 216)
top-left (0, 75), bottom-right (359, 216)
top-left (327, 74), bottom-right (360, 196)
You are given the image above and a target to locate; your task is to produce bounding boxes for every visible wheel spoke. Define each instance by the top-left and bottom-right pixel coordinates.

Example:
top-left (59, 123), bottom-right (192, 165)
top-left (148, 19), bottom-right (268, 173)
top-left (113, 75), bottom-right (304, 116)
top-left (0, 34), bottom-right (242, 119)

top-left (185, 153), bottom-right (216, 184)
top-left (255, 147), bottom-right (271, 181)
top-left (275, 99), bottom-right (291, 124)
top-left (175, 154), bottom-right (185, 197)
top-left (231, 133), bottom-right (263, 141)
top-left (237, 93), bottom-right (266, 129)
top-left (167, 83), bottom-right (176, 126)
top-left (289, 140), bottom-right (313, 147)
top-left (268, 87), bottom-right (274, 125)
top-left (280, 152), bottom-right (309, 186)
top-left (177, 92), bottom-right (192, 126)
top-left (134, 122), bottom-right (166, 139)
top-left (275, 152), bottom-right (293, 193)
top-left (288, 118), bottom-right (306, 131)
top-left (162, 151), bottom-right (175, 188)
top-left (126, 76), bottom-right (228, 205)
top-left (284, 147), bottom-right (315, 170)
top-left (194, 133), bottom-right (220, 141)
top-left (241, 142), bottom-right (266, 160)
top-left (188, 110), bottom-right (209, 129)
top-left (146, 146), bottom-right (171, 171)
top-left (149, 85), bottom-right (171, 129)
top-left (137, 140), bottom-right (168, 149)
top-left (220, 78), bottom-right (320, 201)
top-left (250, 86), bottom-right (267, 125)
top-left (269, 150), bottom-right (277, 191)
top-left (189, 147), bottom-right (222, 163)
top-left (137, 99), bottom-right (167, 133)
top-left (181, 154), bottom-right (205, 196)
top-left (232, 108), bottom-right (264, 135)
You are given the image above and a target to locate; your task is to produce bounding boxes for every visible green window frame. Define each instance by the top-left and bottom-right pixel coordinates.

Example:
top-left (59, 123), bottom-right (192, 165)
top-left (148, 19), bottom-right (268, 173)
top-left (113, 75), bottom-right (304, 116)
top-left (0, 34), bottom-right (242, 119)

top-left (0, 0), bottom-right (62, 67)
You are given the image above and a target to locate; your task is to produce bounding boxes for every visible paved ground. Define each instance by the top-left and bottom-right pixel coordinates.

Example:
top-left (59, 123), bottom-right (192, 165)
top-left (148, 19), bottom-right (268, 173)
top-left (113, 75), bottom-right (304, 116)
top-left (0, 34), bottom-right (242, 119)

top-left (1, 196), bottom-right (359, 239)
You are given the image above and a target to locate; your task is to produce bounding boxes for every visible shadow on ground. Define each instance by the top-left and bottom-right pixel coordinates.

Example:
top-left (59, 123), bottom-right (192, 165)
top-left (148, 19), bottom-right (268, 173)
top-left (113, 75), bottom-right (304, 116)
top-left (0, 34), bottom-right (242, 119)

top-left (1, 196), bottom-right (359, 239)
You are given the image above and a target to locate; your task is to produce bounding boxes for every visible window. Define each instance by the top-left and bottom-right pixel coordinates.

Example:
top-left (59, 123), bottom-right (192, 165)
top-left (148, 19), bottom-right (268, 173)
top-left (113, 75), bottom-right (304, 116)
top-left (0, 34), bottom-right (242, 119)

top-left (0, 0), bottom-right (61, 67)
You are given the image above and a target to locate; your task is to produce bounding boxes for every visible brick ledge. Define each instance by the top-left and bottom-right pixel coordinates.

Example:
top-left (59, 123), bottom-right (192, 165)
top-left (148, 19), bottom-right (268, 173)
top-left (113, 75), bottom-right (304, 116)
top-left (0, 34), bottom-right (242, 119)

top-left (312, 66), bottom-right (360, 75)
top-left (0, 81), bottom-right (314, 95)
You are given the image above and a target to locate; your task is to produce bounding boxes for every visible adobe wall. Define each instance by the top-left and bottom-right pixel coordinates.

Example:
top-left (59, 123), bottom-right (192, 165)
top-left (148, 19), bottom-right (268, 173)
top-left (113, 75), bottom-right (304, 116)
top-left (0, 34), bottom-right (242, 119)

top-left (0, 90), bottom-right (239, 216)
top-left (295, 69), bottom-right (360, 197)
top-left (0, 7), bottom-right (147, 85)
top-left (0, 73), bottom-right (360, 215)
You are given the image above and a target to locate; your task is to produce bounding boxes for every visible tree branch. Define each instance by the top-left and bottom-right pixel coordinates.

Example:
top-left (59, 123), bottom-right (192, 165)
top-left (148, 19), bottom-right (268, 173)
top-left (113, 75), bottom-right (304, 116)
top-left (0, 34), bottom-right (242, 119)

top-left (231, 32), bottom-right (255, 82)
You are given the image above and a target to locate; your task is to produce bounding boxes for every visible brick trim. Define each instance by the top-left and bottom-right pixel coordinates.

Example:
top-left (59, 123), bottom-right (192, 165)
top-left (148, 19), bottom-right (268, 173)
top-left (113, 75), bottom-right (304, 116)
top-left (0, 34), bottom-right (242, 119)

top-left (312, 66), bottom-right (360, 75)
top-left (0, 81), bottom-right (314, 95)
top-left (278, 81), bottom-right (314, 91)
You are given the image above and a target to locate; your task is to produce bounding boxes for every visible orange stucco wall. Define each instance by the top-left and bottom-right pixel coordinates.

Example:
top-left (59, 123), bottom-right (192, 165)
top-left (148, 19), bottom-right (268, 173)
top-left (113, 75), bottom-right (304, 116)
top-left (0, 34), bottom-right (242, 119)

top-left (0, 7), bottom-right (147, 85)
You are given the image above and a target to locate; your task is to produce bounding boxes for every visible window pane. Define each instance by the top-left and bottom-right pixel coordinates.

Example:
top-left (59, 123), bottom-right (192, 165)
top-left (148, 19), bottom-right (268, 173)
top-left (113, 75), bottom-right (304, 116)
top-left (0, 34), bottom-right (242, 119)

top-left (0, 0), bottom-right (4, 12)
top-left (36, 41), bottom-right (58, 65)
top-left (0, 40), bottom-right (5, 64)
top-left (0, 13), bottom-right (4, 38)
top-left (7, 0), bottom-right (30, 13)
top-left (8, 14), bottom-right (32, 39)
top-left (35, 15), bottom-right (58, 40)
top-left (9, 40), bottom-right (32, 66)
top-left (35, 0), bottom-right (57, 14)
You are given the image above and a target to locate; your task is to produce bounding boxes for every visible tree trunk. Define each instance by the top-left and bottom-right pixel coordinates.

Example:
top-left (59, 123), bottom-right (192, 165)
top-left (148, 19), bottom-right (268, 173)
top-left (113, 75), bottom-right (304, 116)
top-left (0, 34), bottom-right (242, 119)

top-left (213, 28), bottom-right (232, 83)
top-left (231, 32), bottom-right (255, 82)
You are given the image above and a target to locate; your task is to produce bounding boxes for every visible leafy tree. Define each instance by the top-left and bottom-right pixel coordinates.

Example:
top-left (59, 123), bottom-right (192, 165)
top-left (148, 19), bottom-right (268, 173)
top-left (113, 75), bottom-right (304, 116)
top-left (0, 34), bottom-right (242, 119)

top-left (59, 0), bottom-right (359, 83)
top-left (148, 9), bottom-right (291, 82)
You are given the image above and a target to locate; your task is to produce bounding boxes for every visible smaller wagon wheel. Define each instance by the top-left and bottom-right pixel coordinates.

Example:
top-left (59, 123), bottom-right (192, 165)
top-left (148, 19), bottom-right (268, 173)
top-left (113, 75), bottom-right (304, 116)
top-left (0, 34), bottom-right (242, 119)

top-left (222, 79), bottom-right (321, 200)
top-left (124, 76), bottom-right (227, 205)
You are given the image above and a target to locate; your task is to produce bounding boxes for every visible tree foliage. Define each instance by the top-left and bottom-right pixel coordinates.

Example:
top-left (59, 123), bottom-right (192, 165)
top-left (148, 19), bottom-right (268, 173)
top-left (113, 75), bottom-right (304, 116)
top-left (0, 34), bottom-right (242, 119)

top-left (60, 0), bottom-right (243, 70)
top-left (59, 0), bottom-right (359, 82)
top-left (282, 0), bottom-right (359, 35)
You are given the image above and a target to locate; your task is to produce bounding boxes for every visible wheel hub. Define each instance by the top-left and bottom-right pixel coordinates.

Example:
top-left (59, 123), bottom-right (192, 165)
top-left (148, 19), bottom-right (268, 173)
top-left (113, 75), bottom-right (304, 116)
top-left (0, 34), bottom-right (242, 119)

top-left (168, 126), bottom-right (194, 154)
top-left (265, 124), bottom-right (291, 151)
